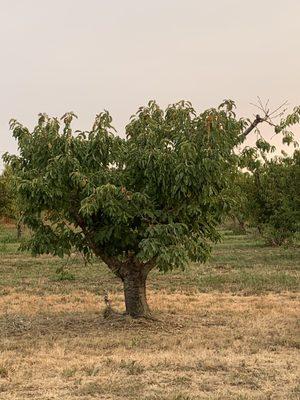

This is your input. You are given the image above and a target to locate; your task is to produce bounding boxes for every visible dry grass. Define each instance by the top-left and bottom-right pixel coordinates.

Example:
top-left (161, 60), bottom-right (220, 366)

top-left (0, 290), bottom-right (299, 400)
top-left (0, 226), bottom-right (299, 399)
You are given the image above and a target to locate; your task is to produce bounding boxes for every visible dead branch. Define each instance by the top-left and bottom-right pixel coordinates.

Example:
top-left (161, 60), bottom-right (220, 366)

top-left (242, 99), bottom-right (288, 138)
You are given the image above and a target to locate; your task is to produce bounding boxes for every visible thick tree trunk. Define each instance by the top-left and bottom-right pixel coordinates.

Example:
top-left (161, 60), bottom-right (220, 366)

top-left (123, 268), bottom-right (150, 318)
top-left (94, 248), bottom-right (153, 318)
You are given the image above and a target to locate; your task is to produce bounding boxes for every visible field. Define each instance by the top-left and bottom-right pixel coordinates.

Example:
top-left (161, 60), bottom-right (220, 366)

top-left (0, 225), bottom-right (299, 400)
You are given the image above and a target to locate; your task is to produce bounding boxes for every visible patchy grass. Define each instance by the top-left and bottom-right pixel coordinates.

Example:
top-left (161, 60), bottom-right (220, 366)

top-left (0, 224), bottom-right (299, 399)
top-left (0, 226), bottom-right (299, 296)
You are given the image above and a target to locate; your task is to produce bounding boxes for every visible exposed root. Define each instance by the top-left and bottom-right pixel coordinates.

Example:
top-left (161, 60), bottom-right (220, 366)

top-left (102, 292), bottom-right (122, 319)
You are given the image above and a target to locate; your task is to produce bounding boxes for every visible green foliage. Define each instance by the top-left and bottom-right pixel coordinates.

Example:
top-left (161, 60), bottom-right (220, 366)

top-left (52, 266), bottom-right (75, 282)
top-left (275, 105), bottom-right (300, 138)
top-left (0, 165), bottom-right (23, 234)
top-left (241, 150), bottom-right (300, 246)
top-left (3, 101), bottom-right (247, 272)
top-left (3, 100), bottom-right (299, 272)
top-left (0, 166), bottom-right (14, 218)
top-left (226, 171), bottom-right (253, 234)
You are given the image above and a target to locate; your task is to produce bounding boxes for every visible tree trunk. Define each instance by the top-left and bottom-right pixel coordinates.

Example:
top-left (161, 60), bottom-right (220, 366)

top-left (17, 221), bottom-right (22, 240)
top-left (96, 250), bottom-right (153, 318)
top-left (235, 216), bottom-right (247, 235)
top-left (123, 268), bottom-right (150, 318)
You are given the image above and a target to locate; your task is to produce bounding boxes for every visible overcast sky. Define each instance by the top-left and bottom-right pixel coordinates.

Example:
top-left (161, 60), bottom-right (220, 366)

top-left (1, 0), bottom-right (300, 169)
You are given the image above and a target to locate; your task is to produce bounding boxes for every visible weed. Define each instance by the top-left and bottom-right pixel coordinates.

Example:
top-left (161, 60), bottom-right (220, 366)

top-left (83, 364), bottom-right (101, 376)
top-left (51, 267), bottom-right (75, 282)
top-left (119, 359), bottom-right (145, 375)
top-left (62, 368), bottom-right (77, 378)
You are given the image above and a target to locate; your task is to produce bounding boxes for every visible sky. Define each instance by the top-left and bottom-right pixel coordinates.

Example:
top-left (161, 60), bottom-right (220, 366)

top-left (1, 0), bottom-right (300, 169)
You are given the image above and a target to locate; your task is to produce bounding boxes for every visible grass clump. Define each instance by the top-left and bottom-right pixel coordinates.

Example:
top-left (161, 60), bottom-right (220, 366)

top-left (51, 266), bottom-right (75, 282)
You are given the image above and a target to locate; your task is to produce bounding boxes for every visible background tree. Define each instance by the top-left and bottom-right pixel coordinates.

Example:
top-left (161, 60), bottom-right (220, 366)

top-left (0, 166), bottom-right (15, 221)
top-left (0, 168), bottom-right (12, 218)
top-left (226, 170), bottom-right (253, 234)
top-left (237, 102), bottom-right (300, 245)
top-left (4, 101), bottom-right (300, 317)
top-left (0, 166), bottom-right (23, 237)
top-left (244, 150), bottom-right (300, 245)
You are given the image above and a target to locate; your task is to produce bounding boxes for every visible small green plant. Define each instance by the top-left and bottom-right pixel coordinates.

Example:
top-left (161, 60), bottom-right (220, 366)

top-left (62, 368), bottom-right (77, 378)
top-left (83, 364), bottom-right (100, 376)
top-left (51, 266), bottom-right (75, 282)
top-left (172, 395), bottom-right (192, 400)
top-left (119, 359), bottom-right (144, 375)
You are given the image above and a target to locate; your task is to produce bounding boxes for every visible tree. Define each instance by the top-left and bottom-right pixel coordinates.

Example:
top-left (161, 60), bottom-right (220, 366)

top-left (0, 169), bottom-right (11, 218)
top-left (226, 170), bottom-right (253, 234)
top-left (0, 166), bottom-right (23, 237)
top-left (0, 166), bottom-right (15, 219)
top-left (244, 151), bottom-right (300, 245)
top-left (236, 101), bottom-right (300, 245)
top-left (4, 101), bottom-right (300, 317)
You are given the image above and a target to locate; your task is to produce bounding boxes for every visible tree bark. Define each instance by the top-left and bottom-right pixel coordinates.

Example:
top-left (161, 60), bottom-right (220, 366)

top-left (123, 267), bottom-right (150, 318)
top-left (99, 253), bottom-right (154, 318)
top-left (242, 114), bottom-right (265, 137)
top-left (235, 216), bottom-right (247, 235)
top-left (17, 221), bottom-right (22, 240)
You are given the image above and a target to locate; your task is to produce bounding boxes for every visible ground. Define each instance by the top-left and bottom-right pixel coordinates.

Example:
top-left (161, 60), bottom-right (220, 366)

top-left (0, 225), bottom-right (299, 400)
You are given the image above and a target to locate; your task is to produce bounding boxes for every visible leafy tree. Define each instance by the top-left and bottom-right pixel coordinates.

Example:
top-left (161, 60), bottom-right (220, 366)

top-left (0, 166), bottom-right (23, 237)
top-left (0, 172), bottom-right (9, 217)
top-left (226, 170), bottom-right (253, 234)
top-left (4, 101), bottom-right (300, 317)
top-left (245, 151), bottom-right (300, 245)
top-left (0, 166), bottom-right (14, 218)
top-left (236, 104), bottom-right (300, 245)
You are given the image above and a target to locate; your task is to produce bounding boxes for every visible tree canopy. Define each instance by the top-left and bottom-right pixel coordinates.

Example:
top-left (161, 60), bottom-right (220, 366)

top-left (245, 150), bottom-right (300, 245)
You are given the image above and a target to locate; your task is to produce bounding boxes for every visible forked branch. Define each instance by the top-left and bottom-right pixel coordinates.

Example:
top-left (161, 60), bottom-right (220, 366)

top-left (242, 98), bottom-right (288, 137)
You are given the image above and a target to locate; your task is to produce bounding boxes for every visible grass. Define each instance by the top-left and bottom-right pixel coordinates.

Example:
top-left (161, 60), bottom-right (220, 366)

top-left (0, 224), bottom-right (299, 399)
top-left (0, 226), bottom-right (299, 296)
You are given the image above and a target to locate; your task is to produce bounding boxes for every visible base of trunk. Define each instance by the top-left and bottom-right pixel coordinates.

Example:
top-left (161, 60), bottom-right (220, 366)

top-left (123, 269), bottom-right (150, 318)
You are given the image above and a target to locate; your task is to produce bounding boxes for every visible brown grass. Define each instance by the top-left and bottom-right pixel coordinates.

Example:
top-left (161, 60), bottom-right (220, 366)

top-left (0, 290), bottom-right (299, 400)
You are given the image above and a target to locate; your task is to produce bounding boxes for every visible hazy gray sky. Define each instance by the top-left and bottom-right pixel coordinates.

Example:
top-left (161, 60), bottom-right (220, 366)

top-left (1, 0), bottom-right (300, 168)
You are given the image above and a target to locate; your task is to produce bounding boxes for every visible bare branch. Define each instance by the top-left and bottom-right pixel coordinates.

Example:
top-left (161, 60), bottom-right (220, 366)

top-left (250, 103), bottom-right (266, 114)
top-left (268, 101), bottom-right (288, 117)
top-left (265, 98), bottom-right (270, 112)
top-left (242, 99), bottom-right (289, 138)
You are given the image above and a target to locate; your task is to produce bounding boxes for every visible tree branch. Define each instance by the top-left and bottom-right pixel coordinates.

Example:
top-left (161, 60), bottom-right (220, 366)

top-left (242, 115), bottom-right (266, 137)
top-left (242, 100), bottom-right (288, 138)
top-left (71, 208), bottom-right (154, 280)
top-left (71, 210), bottom-right (123, 277)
